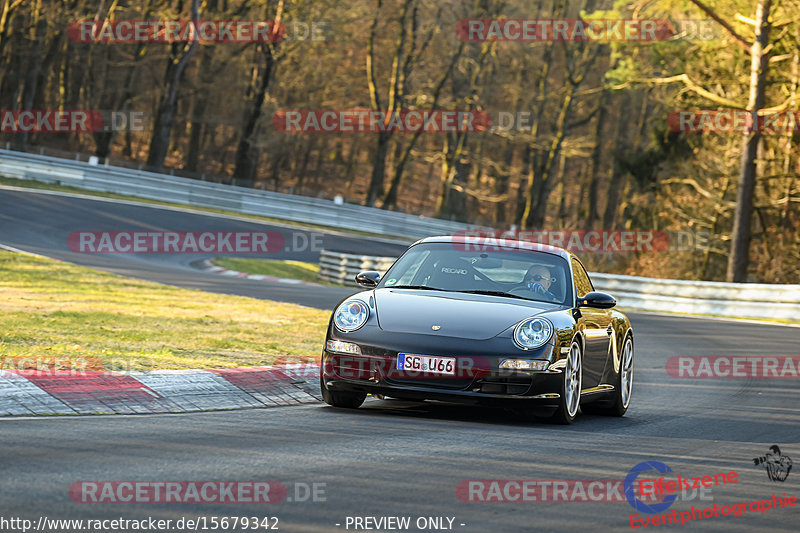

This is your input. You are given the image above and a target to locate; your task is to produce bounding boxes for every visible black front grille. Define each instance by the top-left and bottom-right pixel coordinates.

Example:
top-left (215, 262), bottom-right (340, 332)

top-left (475, 372), bottom-right (533, 395)
top-left (384, 375), bottom-right (475, 391)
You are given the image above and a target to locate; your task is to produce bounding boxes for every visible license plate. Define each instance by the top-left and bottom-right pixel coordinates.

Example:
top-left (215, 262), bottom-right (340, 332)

top-left (397, 354), bottom-right (456, 375)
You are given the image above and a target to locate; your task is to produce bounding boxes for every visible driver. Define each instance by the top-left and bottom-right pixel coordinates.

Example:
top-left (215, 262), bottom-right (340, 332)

top-left (523, 265), bottom-right (559, 302)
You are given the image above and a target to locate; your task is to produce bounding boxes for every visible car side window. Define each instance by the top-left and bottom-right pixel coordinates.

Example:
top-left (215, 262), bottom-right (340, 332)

top-left (571, 258), bottom-right (594, 299)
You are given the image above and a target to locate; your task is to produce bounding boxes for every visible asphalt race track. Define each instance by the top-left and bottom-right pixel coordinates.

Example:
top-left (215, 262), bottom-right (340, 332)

top-left (1, 186), bottom-right (799, 532)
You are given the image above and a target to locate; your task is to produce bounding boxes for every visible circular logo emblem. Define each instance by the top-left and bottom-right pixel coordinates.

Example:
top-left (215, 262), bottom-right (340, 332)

top-left (431, 325), bottom-right (441, 331)
top-left (624, 461), bottom-right (677, 514)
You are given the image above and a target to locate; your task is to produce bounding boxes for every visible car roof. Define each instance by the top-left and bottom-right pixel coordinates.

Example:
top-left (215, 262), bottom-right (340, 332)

top-left (413, 235), bottom-right (575, 261)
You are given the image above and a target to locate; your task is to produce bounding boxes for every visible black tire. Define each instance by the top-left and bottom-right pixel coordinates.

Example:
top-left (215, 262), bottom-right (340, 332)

top-left (550, 340), bottom-right (582, 425)
top-left (320, 376), bottom-right (367, 408)
top-left (582, 335), bottom-right (633, 417)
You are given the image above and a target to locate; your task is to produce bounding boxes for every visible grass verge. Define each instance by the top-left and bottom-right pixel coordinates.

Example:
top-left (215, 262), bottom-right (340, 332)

top-left (0, 250), bottom-right (329, 370)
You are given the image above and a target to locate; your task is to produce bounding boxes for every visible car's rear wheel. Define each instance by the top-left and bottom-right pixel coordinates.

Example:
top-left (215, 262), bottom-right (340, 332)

top-left (550, 340), bottom-right (582, 424)
top-left (320, 376), bottom-right (367, 408)
top-left (583, 335), bottom-right (633, 417)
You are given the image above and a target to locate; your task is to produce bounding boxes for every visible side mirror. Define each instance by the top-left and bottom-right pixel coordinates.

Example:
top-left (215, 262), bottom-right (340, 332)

top-left (578, 291), bottom-right (616, 309)
top-left (355, 270), bottom-right (381, 288)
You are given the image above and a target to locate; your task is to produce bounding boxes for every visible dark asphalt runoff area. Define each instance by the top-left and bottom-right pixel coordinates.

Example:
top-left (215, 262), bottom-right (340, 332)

top-left (1, 185), bottom-right (799, 532)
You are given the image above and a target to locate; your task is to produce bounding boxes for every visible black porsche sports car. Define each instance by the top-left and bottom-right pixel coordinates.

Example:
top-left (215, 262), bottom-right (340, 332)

top-left (319, 235), bottom-right (634, 424)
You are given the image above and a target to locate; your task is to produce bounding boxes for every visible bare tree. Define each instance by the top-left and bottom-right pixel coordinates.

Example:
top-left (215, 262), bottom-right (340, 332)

top-left (233, 0), bottom-right (285, 186)
top-left (364, 0), bottom-right (423, 206)
top-left (146, 0), bottom-right (200, 170)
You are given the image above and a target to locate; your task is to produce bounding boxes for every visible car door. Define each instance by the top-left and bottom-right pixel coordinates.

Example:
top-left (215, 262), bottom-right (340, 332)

top-left (571, 258), bottom-right (612, 388)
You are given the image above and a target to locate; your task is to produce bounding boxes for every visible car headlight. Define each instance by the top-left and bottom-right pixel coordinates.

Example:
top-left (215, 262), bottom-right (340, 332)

top-left (513, 317), bottom-right (553, 350)
top-left (333, 300), bottom-right (369, 332)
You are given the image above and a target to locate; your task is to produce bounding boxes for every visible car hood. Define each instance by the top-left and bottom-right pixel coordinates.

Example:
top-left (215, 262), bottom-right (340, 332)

top-left (373, 288), bottom-right (559, 340)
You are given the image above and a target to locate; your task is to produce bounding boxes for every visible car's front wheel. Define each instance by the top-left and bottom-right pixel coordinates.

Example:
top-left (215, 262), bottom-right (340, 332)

top-left (320, 376), bottom-right (367, 408)
top-left (550, 340), bottom-right (582, 424)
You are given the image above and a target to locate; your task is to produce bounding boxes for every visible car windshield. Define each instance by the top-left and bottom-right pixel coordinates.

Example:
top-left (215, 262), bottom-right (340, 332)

top-left (377, 242), bottom-right (572, 305)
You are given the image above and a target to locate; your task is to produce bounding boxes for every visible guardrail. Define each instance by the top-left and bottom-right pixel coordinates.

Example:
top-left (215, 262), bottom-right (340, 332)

top-left (318, 249), bottom-right (397, 285)
top-left (317, 250), bottom-right (800, 321)
top-left (0, 148), bottom-right (482, 240)
top-left (588, 273), bottom-right (799, 321)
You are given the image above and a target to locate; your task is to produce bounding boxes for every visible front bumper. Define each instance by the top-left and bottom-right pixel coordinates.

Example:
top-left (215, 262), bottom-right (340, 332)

top-left (321, 346), bottom-right (565, 410)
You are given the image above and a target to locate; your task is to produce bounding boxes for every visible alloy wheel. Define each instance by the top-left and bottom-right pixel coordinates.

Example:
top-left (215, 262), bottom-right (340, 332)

top-left (566, 341), bottom-right (582, 417)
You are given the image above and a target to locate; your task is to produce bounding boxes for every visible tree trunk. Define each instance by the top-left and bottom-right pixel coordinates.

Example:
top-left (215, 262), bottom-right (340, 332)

top-left (516, 23), bottom-right (556, 228)
top-left (146, 0), bottom-right (200, 170)
top-left (0, 0), bottom-right (24, 88)
top-left (584, 90), bottom-right (609, 227)
top-left (435, 130), bottom-right (469, 220)
top-left (294, 136), bottom-right (316, 192)
top-left (367, 132), bottom-right (392, 205)
top-left (515, 147), bottom-right (531, 225)
top-left (184, 0), bottom-right (218, 172)
top-left (343, 138), bottom-right (362, 198)
top-left (726, 0), bottom-right (771, 282)
top-left (185, 78), bottom-right (209, 172)
top-left (555, 152), bottom-right (567, 225)
top-left (602, 96), bottom-right (629, 230)
top-left (233, 0), bottom-right (283, 186)
top-left (780, 25), bottom-right (799, 235)
top-left (232, 45), bottom-right (276, 184)
top-left (19, 0), bottom-right (44, 146)
top-left (525, 82), bottom-right (575, 229)
top-left (493, 143), bottom-right (516, 226)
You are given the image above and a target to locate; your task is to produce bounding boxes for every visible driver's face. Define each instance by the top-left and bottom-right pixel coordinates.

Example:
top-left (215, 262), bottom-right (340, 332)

top-left (527, 267), bottom-right (552, 290)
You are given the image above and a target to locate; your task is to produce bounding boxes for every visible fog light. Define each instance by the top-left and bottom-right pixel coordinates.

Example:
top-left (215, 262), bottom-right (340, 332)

top-left (499, 359), bottom-right (549, 371)
top-left (326, 340), bottom-right (361, 355)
